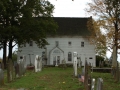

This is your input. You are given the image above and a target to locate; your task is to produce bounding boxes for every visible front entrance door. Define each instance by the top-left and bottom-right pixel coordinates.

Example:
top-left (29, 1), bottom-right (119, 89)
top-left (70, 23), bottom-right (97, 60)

top-left (53, 56), bottom-right (60, 66)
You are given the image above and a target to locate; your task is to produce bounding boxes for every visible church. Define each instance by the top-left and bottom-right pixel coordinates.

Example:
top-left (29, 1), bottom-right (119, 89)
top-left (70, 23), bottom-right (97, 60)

top-left (17, 17), bottom-right (96, 67)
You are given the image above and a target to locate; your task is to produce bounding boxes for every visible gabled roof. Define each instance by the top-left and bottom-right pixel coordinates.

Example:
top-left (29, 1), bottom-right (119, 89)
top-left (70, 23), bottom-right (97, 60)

top-left (49, 46), bottom-right (64, 55)
top-left (52, 17), bottom-right (91, 36)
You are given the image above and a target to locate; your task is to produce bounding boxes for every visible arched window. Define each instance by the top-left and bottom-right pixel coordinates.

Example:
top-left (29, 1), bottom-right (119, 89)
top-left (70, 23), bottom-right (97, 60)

top-left (68, 52), bottom-right (72, 61)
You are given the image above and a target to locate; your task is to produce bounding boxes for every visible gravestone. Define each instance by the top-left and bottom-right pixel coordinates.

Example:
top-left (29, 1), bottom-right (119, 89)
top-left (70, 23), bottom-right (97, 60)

top-left (84, 60), bottom-right (89, 90)
top-left (62, 59), bottom-right (66, 69)
top-left (0, 62), bottom-right (4, 70)
top-left (82, 67), bottom-right (85, 76)
top-left (7, 60), bottom-right (14, 82)
top-left (22, 55), bottom-right (26, 75)
top-left (73, 52), bottom-right (78, 77)
top-left (18, 59), bottom-right (22, 77)
top-left (14, 62), bottom-right (19, 78)
top-left (17, 56), bottom-right (26, 77)
top-left (91, 78), bottom-right (95, 90)
top-left (78, 57), bottom-right (82, 68)
top-left (91, 63), bottom-right (93, 73)
top-left (96, 78), bottom-right (103, 90)
top-left (35, 55), bottom-right (42, 72)
top-left (0, 68), bottom-right (4, 86)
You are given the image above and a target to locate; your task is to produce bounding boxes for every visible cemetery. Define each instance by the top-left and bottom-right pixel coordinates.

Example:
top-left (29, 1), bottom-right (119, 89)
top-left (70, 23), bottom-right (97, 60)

top-left (0, 0), bottom-right (120, 90)
top-left (0, 54), bottom-right (120, 90)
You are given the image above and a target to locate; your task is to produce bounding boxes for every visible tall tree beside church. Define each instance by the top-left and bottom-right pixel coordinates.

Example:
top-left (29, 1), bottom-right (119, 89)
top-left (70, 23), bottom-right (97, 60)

top-left (85, 0), bottom-right (120, 64)
top-left (0, 0), bottom-right (58, 67)
top-left (87, 18), bottom-right (107, 57)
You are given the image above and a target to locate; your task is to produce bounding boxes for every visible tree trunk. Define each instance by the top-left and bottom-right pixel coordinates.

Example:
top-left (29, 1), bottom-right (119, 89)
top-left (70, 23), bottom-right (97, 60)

top-left (3, 41), bottom-right (7, 69)
top-left (8, 40), bottom-right (13, 60)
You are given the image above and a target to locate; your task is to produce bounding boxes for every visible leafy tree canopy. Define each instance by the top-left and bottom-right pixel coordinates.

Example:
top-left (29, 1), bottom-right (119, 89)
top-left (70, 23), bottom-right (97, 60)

top-left (0, 0), bottom-right (58, 59)
top-left (85, 0), bottom-right (120, 57)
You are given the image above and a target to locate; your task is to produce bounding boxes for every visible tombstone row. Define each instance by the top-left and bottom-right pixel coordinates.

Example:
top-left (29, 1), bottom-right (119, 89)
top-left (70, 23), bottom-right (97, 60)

top-left (0, 55), bottom-right (43, 86)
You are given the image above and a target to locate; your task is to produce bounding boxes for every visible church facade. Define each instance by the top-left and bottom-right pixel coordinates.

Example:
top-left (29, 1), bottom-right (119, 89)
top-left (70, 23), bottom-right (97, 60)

top-left (17, 17), bottom-right (96, 67)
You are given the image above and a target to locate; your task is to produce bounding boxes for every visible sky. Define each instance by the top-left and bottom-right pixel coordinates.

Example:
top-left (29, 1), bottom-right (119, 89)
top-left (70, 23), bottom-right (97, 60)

top-left (0, 0), bottom-right (112, 60)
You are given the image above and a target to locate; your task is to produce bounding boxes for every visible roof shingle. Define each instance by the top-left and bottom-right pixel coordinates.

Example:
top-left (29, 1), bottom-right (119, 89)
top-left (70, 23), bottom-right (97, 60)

top-left (53, 17), bottom-right (91, 36)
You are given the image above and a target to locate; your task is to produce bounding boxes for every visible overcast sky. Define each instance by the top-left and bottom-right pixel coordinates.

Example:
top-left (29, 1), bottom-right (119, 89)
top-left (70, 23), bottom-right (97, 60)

top-left (0, 0), bottom-right (112, 60)
top-left (48, 0), bottom-right (90, 17)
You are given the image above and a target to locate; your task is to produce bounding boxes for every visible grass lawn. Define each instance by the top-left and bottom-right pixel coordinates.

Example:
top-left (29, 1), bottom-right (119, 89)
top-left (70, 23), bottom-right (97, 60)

top-left (0, 67), bottom-right (120, 90)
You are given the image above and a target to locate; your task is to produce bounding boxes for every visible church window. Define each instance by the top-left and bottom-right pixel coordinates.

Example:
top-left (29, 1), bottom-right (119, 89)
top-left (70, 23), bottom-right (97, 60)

top-left (81, 42), bottom-right (84, 47)
top-left (68, 41), bottom-right (71, 46)
top-left (89, 57), bottom-right (93, 59)
top-left (55, 41), bottom-right (59, 46)
top-left (68, 52), bottom-right (72, 61)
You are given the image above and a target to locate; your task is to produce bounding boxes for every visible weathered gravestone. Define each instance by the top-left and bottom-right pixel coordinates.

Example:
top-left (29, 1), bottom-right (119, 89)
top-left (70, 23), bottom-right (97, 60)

top-left (91, 63), bottom-right (93, 73)
top-left (84, 59), bottom-right (89, 90)
top-left (96, 78), bottom-right (103, 90)
top-left (61, 59), bottom-right (66, 69)
top-left (7, 59), bottom-right (14, 82)
top-left (78, 57), bottom-right (82, 68)
top-left (91, 78), bottom-right (95, 90)
top-left (0, 68), bottom-right (4, 86)
top-left (14, 62), bottom-right (19, 78)
top-left (73, 52), bottom-right (78, 77)
top-left (0, 62), bottom-right (4, 70)
top-left (16, 56), bottom-right (26, 77)
top-left (35, 55), bottom-right (42, 72)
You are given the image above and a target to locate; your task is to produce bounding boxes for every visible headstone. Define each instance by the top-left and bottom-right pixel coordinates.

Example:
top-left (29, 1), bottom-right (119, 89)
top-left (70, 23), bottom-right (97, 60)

top-left (96, 78), bottom-right (103, 90)
top-left (7, 60), bottom-right (14, 82)
top-left (14, 62), bottom-right (19, 78)
top-left (91, 63), bottom-right (93, 73)
top-left (0, 68), bottom-right (4, 86)
top-left (17, 56), bottom-right (26, 77)
top-left (73, 52), bottom-right (78, 77)
top-left (78, 57), bottom-right (82, 68)
top-left (91, 78), bottom-right (95, 90)
top-left (35, 55), bottom-right (42, 72)
top-left (0, 62), bottom-right (4, 70)
top-left (82, 67), bottom-right (85, 75)
top-left (62, 59), bottom-right (66, 69)
top-left (18, 59), bottom-right (22, 77)
top-left (84, 60), bottom-right (89, 90)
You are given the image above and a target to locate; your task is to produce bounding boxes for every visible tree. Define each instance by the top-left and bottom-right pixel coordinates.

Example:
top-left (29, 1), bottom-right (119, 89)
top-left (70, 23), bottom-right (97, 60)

top-left (85, 0), bottom-right (120, 66)
top-left (0, 0), bottom-right (58, 68)
top-left (87, 18), bottom-right (107, 57)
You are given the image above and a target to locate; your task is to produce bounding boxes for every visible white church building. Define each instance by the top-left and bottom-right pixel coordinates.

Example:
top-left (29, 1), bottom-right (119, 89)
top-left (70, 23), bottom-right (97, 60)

top-left (17, 17), bottom-right (96, 67)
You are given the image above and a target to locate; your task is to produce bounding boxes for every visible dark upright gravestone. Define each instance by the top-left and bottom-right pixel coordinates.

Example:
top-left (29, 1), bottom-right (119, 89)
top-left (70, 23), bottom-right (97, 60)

top-left (0, 68), bottom-right (4, 86)
top-left (84, 60), bottom-right (88, 90)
